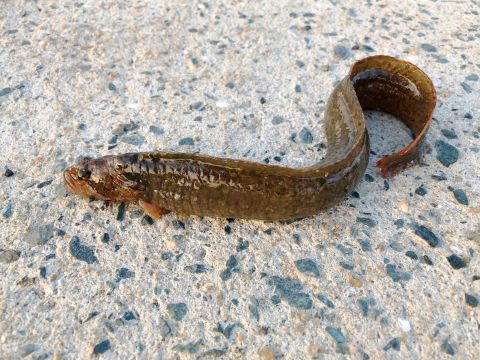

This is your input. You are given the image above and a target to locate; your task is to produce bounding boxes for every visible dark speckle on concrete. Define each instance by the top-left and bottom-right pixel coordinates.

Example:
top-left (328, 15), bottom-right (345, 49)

top-left (452, 189), bottom-right (468, 205)
top-left (141, 215), bottom-right (155, 225)
top-left (337, 244), bottom-right (353, 256)
top-left (465, 74), bottom-right (479, 81)
top-left (185, 264), bottom-right (208, 273)
top-left (383, 180), bottom-right (390, 190)
top-left (272, 116), bottom-right (285, 125)
top-left (69, 236), bottom-right (97, 264)
top-left (248, 297), bottom-right (260, 321)
top-left (384, 338), bottom-right (401, 351)
top-left (394, 219), bottom-right (404, 228)
top-left (120, 135), bottom-right (144, 146)
top-left (236, 238), bottom-right (249, 252)
top-left (415, 185), bottom-right (427, 196)
top-left (167, 303), bottom-right (188, 321)
top-left (116, 202), bottom-right (126, 221)
top-left (39, 266), bottom-right (46, 279)
top-left (0, 87), bottom-right (13, 97)
top-left (465, 293), bottom-right (478, 307)
top-left (358, 298), bottom-right (370, 317)
top-left (161, 252), bottom-right (173, 260)
top-left (441, 340), bottom-right (455, 356)
top-left (158, 317), bottom-right (172, 339)
top-left (435, 140), bottom-right (459, 167)
top-left (294, 259), bottom-right (320, 278)
top-left (37, 179), bottom-right (53, 188)
top-left (358, 239), bottom-right (372, 252)
top-left (299, 127), bottom-right (313, 144)
top-left (412, 223), bottom-right (439, 247)
top-left (271, 295), bottom-right (281, 305)
top-left (269, 276), bottom-right (312, 310)
top-left (333, 45), bottom-right (350, 59)
top-left (173, 339), bottom-right (203, 354)
top-left (171, 220), bottom-right (185, 230)
top-left (93, 340), bottom-right (111, 354)
top-left (190, 102), bottom-right (203, 110)
top-left (406, 251), bottom-right (418, 260)
top-left (356, 217), bottom-right (376, 228)
top-left (420, 43), bottom-right (437, 52)
top-left (295, 60), bottom-right (305, 68)
top-left (101, 233), bottom-right (110, 243)
top-left (116, 267), bottom-right (135, 281)
top-left (226, 255), bottom-right (238, 269)
top-left (460, 82), bottom-right (472, 94)
top-left (220, 269), bottom-right (232, 281)
top-left (123, 311), bottom-right (137, 321)
top-left (179, 137), bottom-right (194, 145)
top-left (4, 168), bottom-right (14, 177)
top-left (422, 255), bottom-right (433, 266)
top-left (441, 129), bottom-right (457, 139)
top-left (149, 125), bottom-right (164, 135)
top-left (386, 264), bottom-right (412, 282)
top-left (447, 254), bottom-right (467, 269)
top-left (325, 326), bottom-right (346, 343)
top-left (316, 293), bottom-right (334, 308)
top-left (431, 173), bottom-right (447, 181)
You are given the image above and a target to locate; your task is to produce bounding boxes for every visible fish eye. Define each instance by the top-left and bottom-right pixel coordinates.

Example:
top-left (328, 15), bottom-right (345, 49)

top-left (78, 167), bottom-right (92, 180)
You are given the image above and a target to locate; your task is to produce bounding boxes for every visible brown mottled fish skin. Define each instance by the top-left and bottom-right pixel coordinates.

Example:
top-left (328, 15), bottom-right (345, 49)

top-left (63, 55), bottom-right (436, 220)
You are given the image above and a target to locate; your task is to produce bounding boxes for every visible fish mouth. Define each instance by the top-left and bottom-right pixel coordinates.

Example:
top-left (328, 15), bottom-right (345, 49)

top-left (63, 166), bottom-right (91, 197)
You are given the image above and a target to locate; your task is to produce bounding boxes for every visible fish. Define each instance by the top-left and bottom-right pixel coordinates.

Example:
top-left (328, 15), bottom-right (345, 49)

top-left (64, 55), bottom-right (436, 220)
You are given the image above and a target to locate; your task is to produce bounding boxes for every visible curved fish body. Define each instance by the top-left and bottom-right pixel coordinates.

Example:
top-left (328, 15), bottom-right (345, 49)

top-left (63, 55), bottom-right (436, 221)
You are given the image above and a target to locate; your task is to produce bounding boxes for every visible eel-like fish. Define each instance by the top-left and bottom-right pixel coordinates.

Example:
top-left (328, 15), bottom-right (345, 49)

top-left (63, 55), bottom-right (436, 220)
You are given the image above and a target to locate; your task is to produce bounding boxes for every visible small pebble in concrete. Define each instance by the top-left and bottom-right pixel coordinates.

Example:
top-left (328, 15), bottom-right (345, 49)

top-left (333, 45), bottom-right (350, 59)
top-left (415, 185), bottom-right (427, 196)
top-left (441, 340), bottom-right (455, 356)
top-left (69, 236), bottom-right (97, 264)
top-left (167, 303), bottom-right (188, 321)
top-left (4, 168), bottom-right (14, 177)
top-left (420, 43), bottom-right (437, 52)
top-left (294, 259), bottom-right (320, 278)
top-left (435, 140), bottom-right (459, 167)
top-left (299, 127), bottom-right (313, 143)
top-left (447, 254), bottom-right (467, 269)
top-left (179, 137), bottom-right (194, 145)
top-left (93, 340), bottom-right (111, 354)
top-left (325, 326), bottom-right (346, 343)
top-left (384, 338), bottom-right (401, 351)
top-left (465, 293), bottom-right (478, 307)
top-left (272, 116), bottom-right (285, 125)
top-left (412, 223), bottom-right (439, 247)
top-left (452, 189), bottom-right (468, 205)
top-left (441, 129), bottom-right (457, 139)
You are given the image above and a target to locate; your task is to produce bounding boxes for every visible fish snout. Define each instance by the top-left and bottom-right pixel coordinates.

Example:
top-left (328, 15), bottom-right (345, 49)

top-left (63, 165), bottom-right (87, 196)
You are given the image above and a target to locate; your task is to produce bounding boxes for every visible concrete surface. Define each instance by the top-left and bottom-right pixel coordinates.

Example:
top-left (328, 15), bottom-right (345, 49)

top-left (1, 0), bottom-right (479, 359)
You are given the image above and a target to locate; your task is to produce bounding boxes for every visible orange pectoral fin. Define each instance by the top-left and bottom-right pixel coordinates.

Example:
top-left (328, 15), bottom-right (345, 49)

top-left (139, 199), bottom-right (170, 218)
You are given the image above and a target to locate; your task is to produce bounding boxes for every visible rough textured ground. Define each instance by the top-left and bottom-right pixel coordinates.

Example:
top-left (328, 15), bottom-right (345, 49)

top-left (1, 0), bottom-right (479, 359)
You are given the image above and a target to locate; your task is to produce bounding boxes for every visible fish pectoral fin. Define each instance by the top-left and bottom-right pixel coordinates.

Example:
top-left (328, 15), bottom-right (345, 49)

top-left (139, 198), bottom-right (170, 218)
